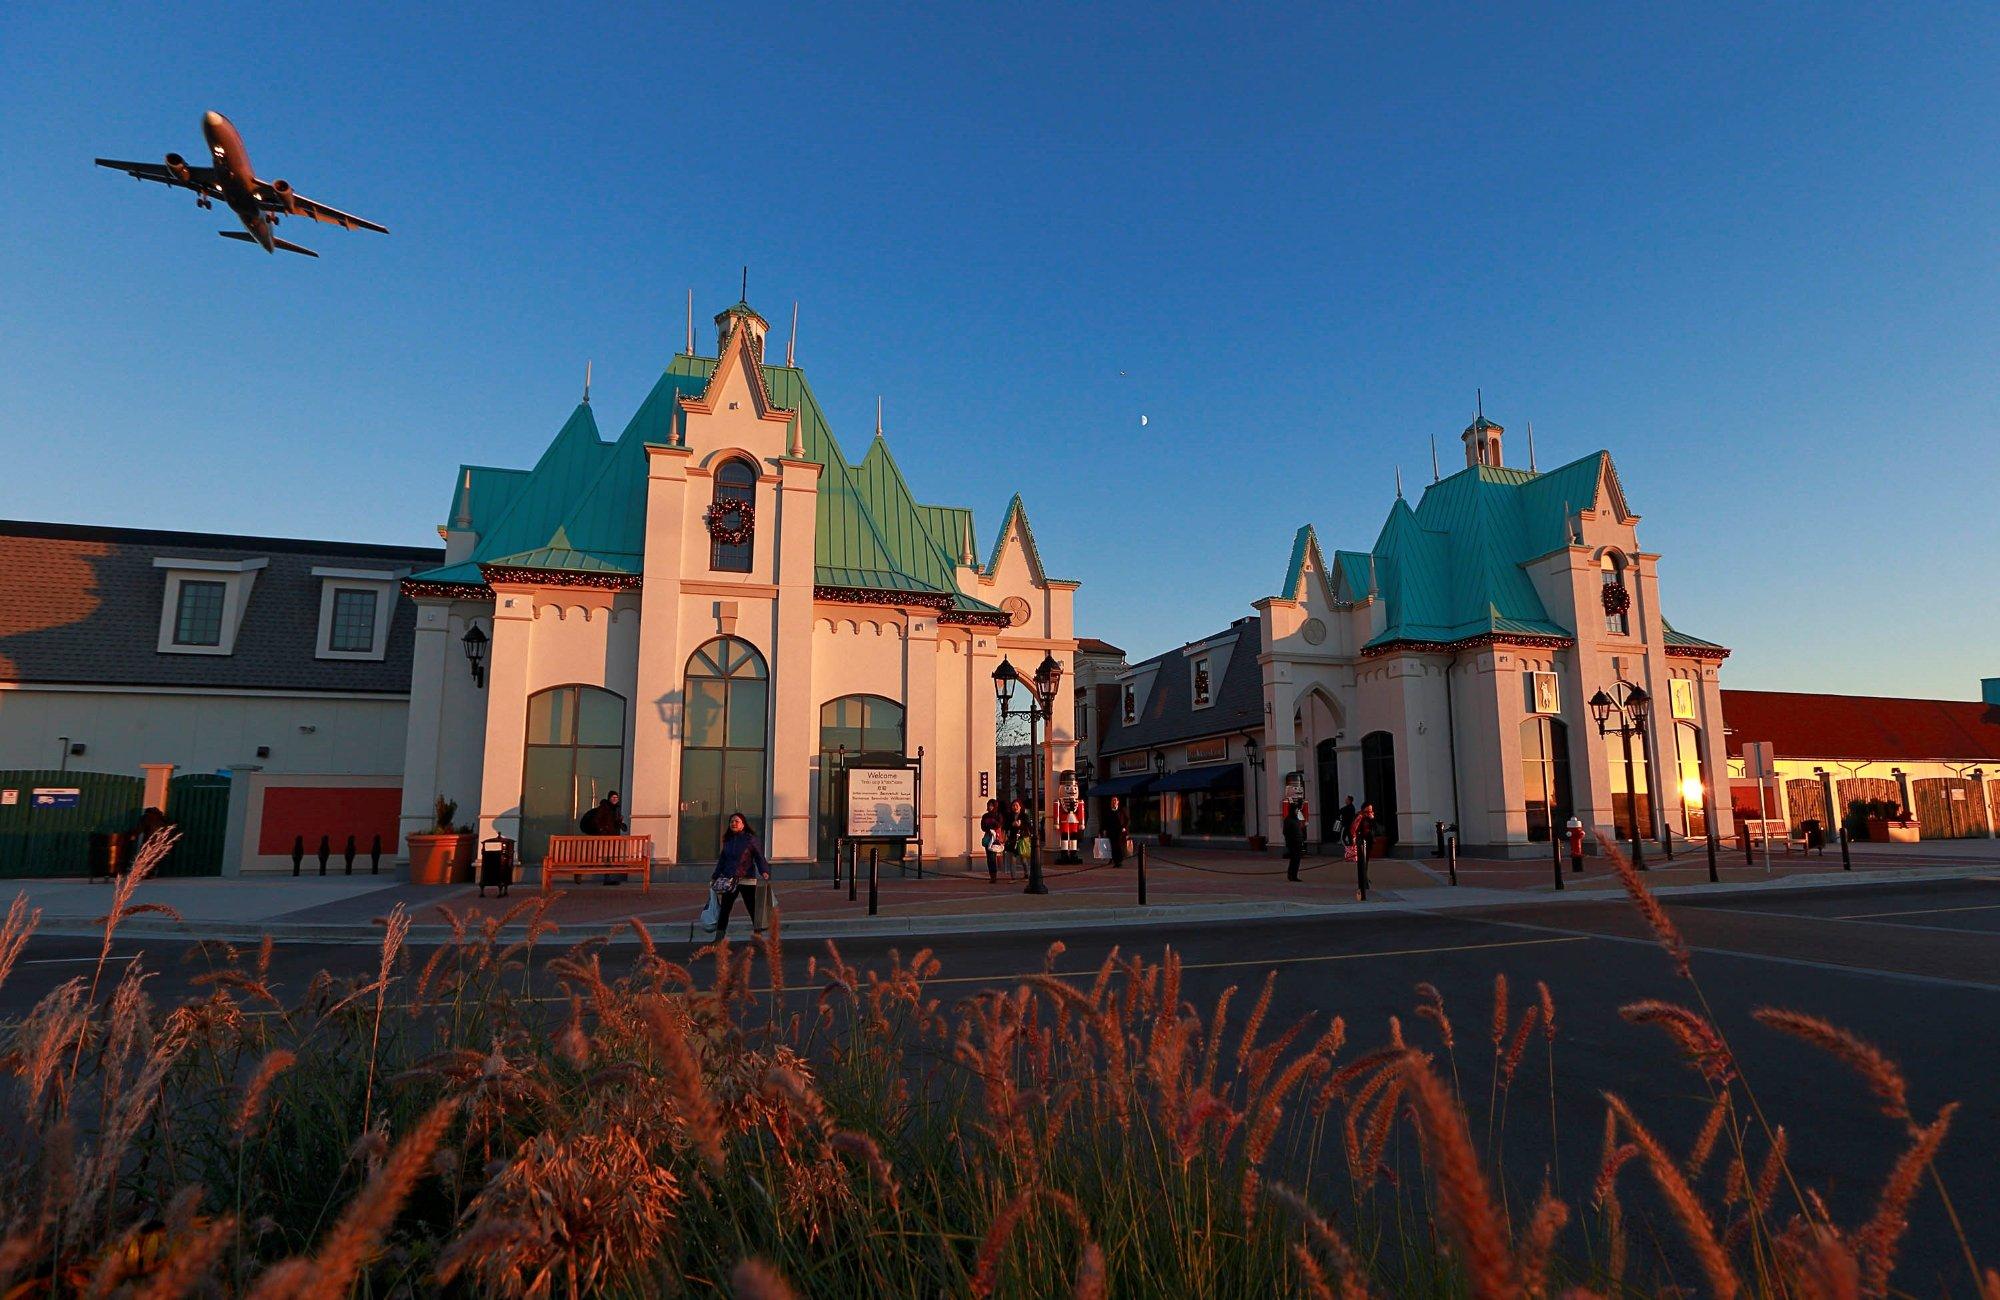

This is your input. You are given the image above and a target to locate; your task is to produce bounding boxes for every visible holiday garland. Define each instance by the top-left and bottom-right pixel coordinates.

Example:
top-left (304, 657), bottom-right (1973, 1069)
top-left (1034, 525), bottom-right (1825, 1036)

top-left (1601, 582), bottom-right (1631, 617)
top-left (704, 498), bottom-right (755, 546)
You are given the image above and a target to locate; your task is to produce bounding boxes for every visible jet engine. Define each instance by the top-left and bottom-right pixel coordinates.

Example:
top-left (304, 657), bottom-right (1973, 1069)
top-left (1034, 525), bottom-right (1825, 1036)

top-left (165, 153), bottom-right (190, 183)
top-left (268, 178), bottom-right (300, 213)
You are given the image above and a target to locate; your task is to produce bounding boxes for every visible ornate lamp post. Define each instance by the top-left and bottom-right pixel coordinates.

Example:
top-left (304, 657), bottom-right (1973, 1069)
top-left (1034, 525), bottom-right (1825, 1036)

top-left (993, 653), bottom-right (1064, 895)
top-left (1590, 682), bottom-right (1651, 871)
top-left (461, 624), bottom-right (489, 687)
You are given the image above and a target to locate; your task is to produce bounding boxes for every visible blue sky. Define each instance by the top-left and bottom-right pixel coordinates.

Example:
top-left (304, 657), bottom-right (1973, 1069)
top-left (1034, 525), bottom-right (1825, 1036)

top-left (1, 4), bottom-right (1994, 698)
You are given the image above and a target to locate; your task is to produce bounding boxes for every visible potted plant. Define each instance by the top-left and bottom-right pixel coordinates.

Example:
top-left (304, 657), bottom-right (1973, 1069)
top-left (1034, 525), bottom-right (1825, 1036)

top-left (1863, 798), bottom-right (1921, 844)
top-left (407, 797), bottom-right (475, 885)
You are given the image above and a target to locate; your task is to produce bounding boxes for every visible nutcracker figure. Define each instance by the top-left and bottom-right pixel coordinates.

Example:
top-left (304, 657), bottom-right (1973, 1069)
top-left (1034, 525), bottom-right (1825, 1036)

top-left (1056, 771), bottom-right (1085, 864)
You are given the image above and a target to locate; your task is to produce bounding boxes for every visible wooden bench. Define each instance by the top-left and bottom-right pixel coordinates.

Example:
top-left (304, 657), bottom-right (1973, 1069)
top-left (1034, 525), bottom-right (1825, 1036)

top-left (1739, 819), bottom-right (1795, 854)
top-left (541, 835), bottom-right (653, 892)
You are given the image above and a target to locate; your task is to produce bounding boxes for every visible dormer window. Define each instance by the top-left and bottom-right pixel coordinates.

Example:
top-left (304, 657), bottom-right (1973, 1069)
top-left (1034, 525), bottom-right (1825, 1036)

top-left (1121, 684), bottom-right (1136, 725)
top-left (313, 567), bottom-right (398, 660)
top-left (709, 459), bottom-right (756, 573)
top-left (1192, 656), bottom-right (1212, 708)
top-left (155, 557), bottom-right (265, 656)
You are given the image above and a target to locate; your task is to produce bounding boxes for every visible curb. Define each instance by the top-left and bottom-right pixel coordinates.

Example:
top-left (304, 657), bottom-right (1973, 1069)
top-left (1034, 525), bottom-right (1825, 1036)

top-left (23, 863), bottom-right (1992, 946)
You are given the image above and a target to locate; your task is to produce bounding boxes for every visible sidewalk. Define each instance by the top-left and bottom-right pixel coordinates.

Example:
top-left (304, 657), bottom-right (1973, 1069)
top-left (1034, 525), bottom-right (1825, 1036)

top-left (7, 837), bottom-right (1994, 944)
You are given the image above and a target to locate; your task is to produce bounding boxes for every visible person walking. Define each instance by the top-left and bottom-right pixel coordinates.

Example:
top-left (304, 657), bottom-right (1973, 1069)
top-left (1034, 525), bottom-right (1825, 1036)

top-left (1336, 796), bottom-right (1357, 849)
top-left (705, 811), bottom-right (771, 936)
top-left (1102, 795), bottom-right (1129, 869)
top-left (1003, 797), bottom-right (1032, 880)
top-left (1281, 796), bottom-right (1308, 882)
top-left (979, 798), bottom-right (1004, 882)
top-left (1352, 802), bottom-right (1376, 901)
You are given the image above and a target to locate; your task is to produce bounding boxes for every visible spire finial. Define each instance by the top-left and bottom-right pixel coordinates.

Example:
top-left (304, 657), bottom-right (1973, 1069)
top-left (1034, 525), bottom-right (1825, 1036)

top-left (583, 360), bottom-right (591, 405)
top-left (685, 289), bottom-right (694, 356)
top-left (1476, 387), bottom-right (1483, 421)
top-left (741, 266), bottom-right (748, 302)
top-left (1527, 419), bottom-right (1538, 473)
top-left (875, 395), bottom-right (884, 438)
top-left (1395, 465), bottom-right (1404, 500)
top-left (786, 301), bottom-right (798, 367)
top-left (1430, 434), bottom-right (1440, 483)
top-left (453, 468), bottom-right (472, 530)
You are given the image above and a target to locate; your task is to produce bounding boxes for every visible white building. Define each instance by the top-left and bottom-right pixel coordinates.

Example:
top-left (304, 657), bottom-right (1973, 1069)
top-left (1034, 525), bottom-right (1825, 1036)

top-left (398, 298), bottom-right (1077, 870)
top-left (1094, 415), bottom-right (1736, 857)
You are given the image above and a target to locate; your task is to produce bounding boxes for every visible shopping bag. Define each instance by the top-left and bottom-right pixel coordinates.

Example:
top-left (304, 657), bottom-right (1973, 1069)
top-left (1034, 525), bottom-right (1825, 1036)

top-left (753, 880), bottom-right (777, 932)
top-left (1343, 842), bottom-right (1359, 863)
top-left (1092, 837), bottom-right (1112, 862)
top-left (698, 890), bottom-right (721, 931)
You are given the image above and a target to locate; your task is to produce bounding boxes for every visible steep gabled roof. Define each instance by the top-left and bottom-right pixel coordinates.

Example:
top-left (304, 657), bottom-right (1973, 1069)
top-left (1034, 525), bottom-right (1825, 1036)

top-left (408, 339), bottom-right (995, 611)
top-left (1275, 524), bottom-right (1344, 606)
top-left (985, 494), bottom-right (1072, 583)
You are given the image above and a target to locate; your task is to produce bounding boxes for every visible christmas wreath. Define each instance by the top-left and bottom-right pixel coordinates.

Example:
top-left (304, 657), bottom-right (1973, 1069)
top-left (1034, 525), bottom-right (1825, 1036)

top-left (704, 499), bottom-right (755, 546)
top-left (1601, 582), bottom-right (1631, 617)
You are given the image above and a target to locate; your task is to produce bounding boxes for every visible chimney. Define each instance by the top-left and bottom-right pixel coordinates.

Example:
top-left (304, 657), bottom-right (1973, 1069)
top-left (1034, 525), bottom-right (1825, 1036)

top-left (1983, 677), bottom-right (2000, 707)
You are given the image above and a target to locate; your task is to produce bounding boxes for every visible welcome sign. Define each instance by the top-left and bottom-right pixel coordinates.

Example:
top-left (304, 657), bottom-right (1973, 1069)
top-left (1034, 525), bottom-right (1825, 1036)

top-left (846, 766), bottom-right (917, 839)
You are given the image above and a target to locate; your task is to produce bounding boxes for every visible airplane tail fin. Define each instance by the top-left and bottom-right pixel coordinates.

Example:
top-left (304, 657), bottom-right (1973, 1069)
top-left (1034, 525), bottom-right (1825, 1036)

top-left (217, 229), bottom-right (318, 258)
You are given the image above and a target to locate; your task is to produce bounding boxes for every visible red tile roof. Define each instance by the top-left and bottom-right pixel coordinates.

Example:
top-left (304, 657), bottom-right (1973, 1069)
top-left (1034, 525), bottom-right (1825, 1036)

top-left (1075, 637), bottom-right (1126, 657)
top-left (1721, 690), bottom-right (2000, 762)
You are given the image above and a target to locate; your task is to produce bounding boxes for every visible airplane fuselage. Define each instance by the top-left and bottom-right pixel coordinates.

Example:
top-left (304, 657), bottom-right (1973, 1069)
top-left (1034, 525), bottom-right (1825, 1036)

top-left (201, 111), bottom-right (275, 250)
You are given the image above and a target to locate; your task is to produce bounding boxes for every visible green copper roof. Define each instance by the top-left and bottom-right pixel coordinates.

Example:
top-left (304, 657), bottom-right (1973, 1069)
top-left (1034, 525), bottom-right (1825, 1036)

top-left (1284, 450), bottom-right (1645, 651)
top-left (409, 341), bottom-right (995, 610)
top-left (1662, 620), bottom-right (1727, 652)
top-left (445, 465), bottom-right (529, 535)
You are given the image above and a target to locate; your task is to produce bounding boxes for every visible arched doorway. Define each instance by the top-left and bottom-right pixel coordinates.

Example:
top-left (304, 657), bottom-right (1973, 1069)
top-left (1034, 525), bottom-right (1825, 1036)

top-left (1674, 723), bottom-right (1711, 837)
top-left (1519, 716), bottom-right (1573, 842)
top-left (1361, 731), bottom-right (1398, 853)
top-left (678, 637), bottom-right (768, 862)
top-left (1315, 738), bottom-right (1340, 844)
top-left (817, 694), bottom-right (906, 861)
top-left (520, 685), bottom-right (627, 866)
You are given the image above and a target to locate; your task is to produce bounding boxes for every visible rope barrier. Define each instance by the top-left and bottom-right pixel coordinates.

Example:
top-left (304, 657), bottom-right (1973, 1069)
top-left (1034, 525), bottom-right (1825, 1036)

top-left (1142, 853), bottom-right (1350, 877)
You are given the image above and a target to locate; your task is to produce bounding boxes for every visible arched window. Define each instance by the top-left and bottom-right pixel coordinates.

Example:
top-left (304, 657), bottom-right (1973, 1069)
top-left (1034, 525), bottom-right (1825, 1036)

top-left (678, 637), bottom-right (768, 861)
top-left (1601, 552), bottom-right (1630, 635)
top-left (1520, 716), bottom-right (1574, 842)
top-left (1674, 723), bottom-right (1708, 838)
top-left (1361, 731), bottom-right (1398, 852)
top-left (519, 685), bottom-right (626, 866)
top-left (710, 459), bottom-right (756, 573)
top-left (817, 694), bottom-right (907, 861)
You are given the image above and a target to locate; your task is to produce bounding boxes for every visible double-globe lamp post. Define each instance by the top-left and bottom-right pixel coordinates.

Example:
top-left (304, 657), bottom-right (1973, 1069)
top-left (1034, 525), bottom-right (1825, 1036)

top-left (993, 652), bottom-right (1064, 896)
top-left (1589, 682), bottom-right (1651, 872)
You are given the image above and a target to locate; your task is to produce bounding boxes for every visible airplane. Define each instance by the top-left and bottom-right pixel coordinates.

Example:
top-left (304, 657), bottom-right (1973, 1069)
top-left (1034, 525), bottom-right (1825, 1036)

top-left (96, 111), bottom-right (387, 257)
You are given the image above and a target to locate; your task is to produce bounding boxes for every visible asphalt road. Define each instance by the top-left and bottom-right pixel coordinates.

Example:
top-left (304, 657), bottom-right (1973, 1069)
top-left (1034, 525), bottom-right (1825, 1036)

top-left (9, 873), bottom-right (1997, 1290)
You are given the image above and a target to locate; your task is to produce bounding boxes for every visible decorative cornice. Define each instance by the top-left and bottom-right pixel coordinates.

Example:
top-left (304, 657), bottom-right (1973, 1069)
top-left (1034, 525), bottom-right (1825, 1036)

top-left (1358, 632), bottom-right (1576, 661)
top-left (402, 580), bottom-right (491, 602)
top-left (1665, 644), bottom-right (1732, 662)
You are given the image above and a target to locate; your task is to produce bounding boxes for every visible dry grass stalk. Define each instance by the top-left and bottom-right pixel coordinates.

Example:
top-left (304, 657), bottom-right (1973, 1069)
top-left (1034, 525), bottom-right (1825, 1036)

top-left (233, 1048), bottom-right (296, 1140)
top-left (1414, 982), bottom-right (1454, 1051)
top-left (1619, 999), bottom-right (1735, 1085)
top-left (1752, 1008), bottom-right (1910, 1124)
top-left (1501, 1004), bottom-right (1540, 1091)
top-left (1687, 1093), bottom-right (1731, 1179)
top-left (0, 894), bottom-right (42, 992)
top-left (1400, 1052), bottom-right (1517, 1298)
top-left (1600, 833), bottom-right (1691, 978)
top-left (1536, 981), bottom-right (1556, 1041)
top-left (132, 1213), bottom-right (236, 1300)
top-left (1490, 973), bottom-right (1509, 1051)
top-left (731, 1256), bottom-right (802, 1299)
top-left (1516, 1183), bottom-right (1571, 1298)
top-left (1855, 1102), bottom-right (1956, 1293)
top-left (1268, 1181), bottom-right (1371, 1300)
top-left (1604, 1092), bottom-right (1740, 1300)
top-left (248, 1097), bottom-right (457, 1300)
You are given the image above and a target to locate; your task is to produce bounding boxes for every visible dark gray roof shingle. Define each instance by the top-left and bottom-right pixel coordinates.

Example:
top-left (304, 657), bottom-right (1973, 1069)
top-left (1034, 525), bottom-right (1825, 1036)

top-left (1097, 618), bottom-right (1263, 755)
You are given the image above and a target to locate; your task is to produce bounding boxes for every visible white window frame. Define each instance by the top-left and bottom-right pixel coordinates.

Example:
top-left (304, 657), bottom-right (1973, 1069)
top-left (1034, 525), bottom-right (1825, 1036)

top-left (154, 557), bottom-right (266, 655)
top-left (1121, 684), bottom-right (1136, 725)
top-left (1191, 656), bottom-right (1213, 709)
top-left (312, 567), bottom-right (398, 661)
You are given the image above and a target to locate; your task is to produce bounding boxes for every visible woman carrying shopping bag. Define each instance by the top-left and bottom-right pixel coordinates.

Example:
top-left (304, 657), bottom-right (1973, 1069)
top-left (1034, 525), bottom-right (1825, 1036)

top-left (705, 811), bottom-right (772, 936)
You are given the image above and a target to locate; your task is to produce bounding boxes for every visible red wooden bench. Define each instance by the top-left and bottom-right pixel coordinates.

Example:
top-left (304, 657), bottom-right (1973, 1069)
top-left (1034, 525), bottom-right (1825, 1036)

top-left (541, 835), bottom-right (653, 892)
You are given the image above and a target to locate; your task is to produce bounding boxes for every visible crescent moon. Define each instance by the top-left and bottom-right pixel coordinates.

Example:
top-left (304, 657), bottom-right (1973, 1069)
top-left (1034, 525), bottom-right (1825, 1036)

top-left (1139, 415), bottom-right (1148, 426)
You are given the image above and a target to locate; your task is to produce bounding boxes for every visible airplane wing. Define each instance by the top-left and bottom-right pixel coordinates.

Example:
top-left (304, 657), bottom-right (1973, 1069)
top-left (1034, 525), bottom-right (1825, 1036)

top-left (95, 158), bottom-right (221, 195)
top-left (254, 182), bottom-right (388, 234)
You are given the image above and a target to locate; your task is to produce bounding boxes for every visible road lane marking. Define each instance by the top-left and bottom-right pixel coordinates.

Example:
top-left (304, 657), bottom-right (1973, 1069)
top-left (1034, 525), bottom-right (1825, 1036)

top-left (1830, 902), bottom-right (2000, 921)
top-left (1690, 905), bottom-right (2000, 936)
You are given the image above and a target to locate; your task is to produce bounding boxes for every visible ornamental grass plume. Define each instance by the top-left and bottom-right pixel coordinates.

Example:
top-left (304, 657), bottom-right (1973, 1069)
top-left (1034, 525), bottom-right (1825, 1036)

top-left (1751, 1008), bottom-right (1910, 1124)
top-left (1399, 1051), bottom-right (1518, 1299)
top-left (1618, 999), bottom-right (1736, 1087)
top-left (1603, 1092), bottom-right (1740, 1300)
top-left (1600, 833), bottom-right (1690, 978)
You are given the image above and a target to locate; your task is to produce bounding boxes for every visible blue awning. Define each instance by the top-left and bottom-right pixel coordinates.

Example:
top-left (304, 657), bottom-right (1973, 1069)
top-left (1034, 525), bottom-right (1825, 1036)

top-left (1151, 764), bottom-right (1244, 794)
top-left (1088, 772), bottom-right (1154, 798)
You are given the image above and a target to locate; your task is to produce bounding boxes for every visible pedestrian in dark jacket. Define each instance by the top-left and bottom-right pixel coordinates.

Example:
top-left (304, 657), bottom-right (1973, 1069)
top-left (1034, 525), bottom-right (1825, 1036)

top-left (979, 798), bottom-right (1004, 881)
top-left (579, 791), bottom-right (625, 835)
top-left (706, 812), bottom-right (771, 935)
top-left (1282, 797), bottom-right (1309, 881)
top-left (1003, 798), bottom-right (1032, 879)
top-left (1353, 803), bottom-right (1376, 900)
top-left (1102, 796), bottom-right (1129, 868)
top-left (1336, 796), bottom-right (1357, 847)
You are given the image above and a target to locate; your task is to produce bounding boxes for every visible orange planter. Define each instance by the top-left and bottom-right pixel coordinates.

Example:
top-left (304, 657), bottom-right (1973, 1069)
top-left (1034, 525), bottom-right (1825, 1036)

top-left (407, 832), bottom-right (475, 885)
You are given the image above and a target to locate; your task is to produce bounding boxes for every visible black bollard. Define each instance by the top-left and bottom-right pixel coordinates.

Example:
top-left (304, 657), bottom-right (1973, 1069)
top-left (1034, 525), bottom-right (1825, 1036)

top-left (1434, 820), bottom-right (1446, 858)
top-left (316, 834), bottom-right (331, 876)
top-left (848, 841), bottom-right (857, 903)
top-left (1743, 825), bottom-right (1754, 868)
top-left (1446, 832), bottom-right (1458, 886)
top-left (1839, 825), bottom-right (1852, 871)
top-left (1706, 826), bottom-right (1720, 883)
top-left (1136, 841), bottom-right (1148, 906)
top-left (343, 834), bottom-right (357, 875)
top-left (370, 834), bottom-right (382, 875)
top-left (1550, 826), bottom-right (1563, 891)
top-left (867, 846), bottom-right (879, 917)
top-left (291, 834), bottom-right (304, 877)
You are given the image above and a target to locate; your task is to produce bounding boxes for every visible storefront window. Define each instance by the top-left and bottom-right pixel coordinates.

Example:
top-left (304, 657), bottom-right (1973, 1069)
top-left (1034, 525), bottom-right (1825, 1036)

top-left (1606, 734), bottom-right (1654, 841)
top-left (1361, 731), bottom-right (1398, 852)
top-left (678, 637), bottom-right (768, 861)
top-left (519, 685), bottom-right (626, 866)
top-left (1674, 723), bottom-right (1707, 838)
top-left (1520, 716), bottom-right (1573, 841)
top-left (1185, 785), bottom-right (1245, 836)
top-left (1129, 795), bottom-right (1161, 835)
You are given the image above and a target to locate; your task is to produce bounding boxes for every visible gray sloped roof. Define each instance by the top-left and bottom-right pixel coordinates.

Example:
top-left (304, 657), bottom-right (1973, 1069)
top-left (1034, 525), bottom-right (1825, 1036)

top-left (1096, 618), bottom-right (1262, 755)
top-left (0, 520), bottom-right (440, 693)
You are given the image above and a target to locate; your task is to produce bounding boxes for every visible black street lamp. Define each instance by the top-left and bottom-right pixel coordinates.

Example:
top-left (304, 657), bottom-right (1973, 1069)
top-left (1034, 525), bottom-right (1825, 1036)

top-left (461, 624), bottom-right (489, 687)
top-left (994, 654), bottom-right (1065, 895)
top-left (1590, 682), bottom-right (1651, 871)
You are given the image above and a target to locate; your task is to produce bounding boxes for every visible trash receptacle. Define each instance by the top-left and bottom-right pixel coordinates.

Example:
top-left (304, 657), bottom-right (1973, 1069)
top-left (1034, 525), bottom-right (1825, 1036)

top-left (1803, 818), bottom-right (1825, 855)
top-left (88, 832), bottom-right (124, 880)
top-left (479, 836), bottom-right (516, 898)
